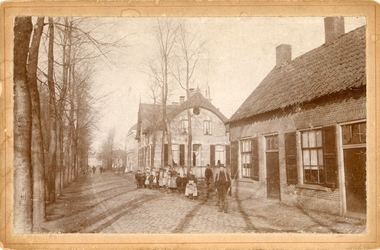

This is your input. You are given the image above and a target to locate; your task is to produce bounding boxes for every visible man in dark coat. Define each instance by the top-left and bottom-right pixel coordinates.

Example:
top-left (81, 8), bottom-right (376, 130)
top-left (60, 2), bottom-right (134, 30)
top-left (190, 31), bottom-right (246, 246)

top-left (205, 164), bottom-right (213, 187)
top-left (176, 173), bottom-right (182, 192)
top-left (135, 170), bottom-right (141, 188)
top-left (215, 165), bottom-right (231, 213)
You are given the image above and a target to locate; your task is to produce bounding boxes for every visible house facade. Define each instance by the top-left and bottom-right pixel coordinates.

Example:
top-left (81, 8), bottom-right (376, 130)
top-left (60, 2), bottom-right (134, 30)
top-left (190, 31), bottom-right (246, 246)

top-left (228, 17), bottom-right (366, 218)
top-left (136, 90), bottom-right (230, 178)
top-left (125, 123), bottom-right (138, 172)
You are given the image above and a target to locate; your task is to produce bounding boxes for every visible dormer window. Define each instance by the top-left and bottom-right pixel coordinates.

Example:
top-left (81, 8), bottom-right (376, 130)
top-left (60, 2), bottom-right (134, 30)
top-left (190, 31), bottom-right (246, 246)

top-left (181, 120), bottom-right (188, 134)
top-left (204, 120), bottom-right (212, 135)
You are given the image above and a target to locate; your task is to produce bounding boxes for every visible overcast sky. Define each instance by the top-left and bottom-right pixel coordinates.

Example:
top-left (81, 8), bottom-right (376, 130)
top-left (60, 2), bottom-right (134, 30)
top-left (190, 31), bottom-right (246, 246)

top-left (90, 16), bottom-right (366, 151)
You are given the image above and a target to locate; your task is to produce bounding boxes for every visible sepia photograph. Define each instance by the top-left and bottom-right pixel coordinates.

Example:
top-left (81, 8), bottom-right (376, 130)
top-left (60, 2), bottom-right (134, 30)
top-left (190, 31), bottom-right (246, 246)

top-left (12, 15), bottom-right (367, 234)
top-left (2, 1), bottom-right (379, 249)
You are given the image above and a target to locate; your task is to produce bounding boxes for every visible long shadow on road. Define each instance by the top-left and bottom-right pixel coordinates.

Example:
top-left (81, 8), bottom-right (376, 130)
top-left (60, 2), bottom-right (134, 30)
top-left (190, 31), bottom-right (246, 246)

top-left (172, 200), bottom-right (206, 233)
top-left (85, 195), bottom-right (162, 233)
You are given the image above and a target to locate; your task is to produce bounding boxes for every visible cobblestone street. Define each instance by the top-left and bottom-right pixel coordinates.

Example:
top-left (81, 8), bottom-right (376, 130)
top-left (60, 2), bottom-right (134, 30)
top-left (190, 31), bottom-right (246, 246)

top-left (39, 172), bottom-right (366, 234)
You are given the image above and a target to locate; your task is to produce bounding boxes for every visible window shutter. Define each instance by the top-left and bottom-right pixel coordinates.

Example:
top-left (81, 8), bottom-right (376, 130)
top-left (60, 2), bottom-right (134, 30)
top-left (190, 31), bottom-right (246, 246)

top-left (226, 145), bottom-right (231, 166)
top-left (231, 141), bottom-right (239, 179)
top-left (164, 144), bottom-right (168, 166)
top-left (151, 146), bottom-right (154, 168)
top-left (323, 126), bottom-right (338, 188)
top-left (210, 144), bottom-right (215, 166)
top-left (285, 132), bottom-right (298, 184)
top-left (251, 137), bottom-right (259, 181)
top-left (180, 144), bottom-right (185, 166)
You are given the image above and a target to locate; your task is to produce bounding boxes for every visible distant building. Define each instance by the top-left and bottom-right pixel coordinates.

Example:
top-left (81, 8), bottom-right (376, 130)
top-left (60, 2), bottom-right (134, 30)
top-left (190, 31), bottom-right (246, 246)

top-left (228, 17), bottom-right (366, 218)
top-left (136, 89), bottom-right (230, 177)
top-left (125, 123), bottom-right (138, 172)
top-left (88, 151), bottom-right (102, 167)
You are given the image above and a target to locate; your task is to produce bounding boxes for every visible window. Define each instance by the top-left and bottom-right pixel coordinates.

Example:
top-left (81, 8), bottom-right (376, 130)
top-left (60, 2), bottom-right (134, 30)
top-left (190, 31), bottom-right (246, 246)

top-left (204, 120), bottom-right (212, 135)
top-left (241, 140), bottom-right (251, 177)
top-left (172, 145), bottom-right (179, 166)
top-left (266, 135), bottom-right (278, 150)
top-left (193, 144), bottom-right (201, 166)
top-left (181, 120), bottom-right (188, 134)
top-left (301, 130), bottom-right (324, 184)
top-left (342, 122), bottom-right (366, 145)
top-left (215, 145), bottom-right (225, 165)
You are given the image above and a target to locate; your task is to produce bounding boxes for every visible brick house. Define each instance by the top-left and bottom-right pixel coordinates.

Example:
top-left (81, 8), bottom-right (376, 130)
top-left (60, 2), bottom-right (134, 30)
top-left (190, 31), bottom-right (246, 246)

top-left (136, 89), bottom-right (230, 178)
top-left (227, 17), bottom-right (366, 218)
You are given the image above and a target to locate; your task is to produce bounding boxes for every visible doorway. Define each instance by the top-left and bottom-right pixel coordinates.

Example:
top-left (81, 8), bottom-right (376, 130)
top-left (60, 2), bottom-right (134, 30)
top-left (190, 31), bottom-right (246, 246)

top-left (265, 135), bottom-right (280, 200)
top-left (344, 147), bottom-right (366, 215)
top-left (341, 121), bottom-right (366, 217)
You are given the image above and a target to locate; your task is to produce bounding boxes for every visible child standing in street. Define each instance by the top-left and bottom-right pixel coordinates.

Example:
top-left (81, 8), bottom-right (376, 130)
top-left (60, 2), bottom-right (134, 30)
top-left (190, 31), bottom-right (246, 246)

top-left (144, 169), bottom-right (150, 188)
top-left (158, 169), bottom-right (164, 189)
top-left (153, 171), bottom-right (159, 189)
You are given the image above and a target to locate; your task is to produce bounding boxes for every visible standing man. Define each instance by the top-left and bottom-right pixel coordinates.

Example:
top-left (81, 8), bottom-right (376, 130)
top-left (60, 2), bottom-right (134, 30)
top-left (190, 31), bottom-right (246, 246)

top-left (205, 164), bottom-right (213, 187)
top-left (215, 164), bottom-right (231, 213)
top-left (135, 170), bottom-right (141, 188)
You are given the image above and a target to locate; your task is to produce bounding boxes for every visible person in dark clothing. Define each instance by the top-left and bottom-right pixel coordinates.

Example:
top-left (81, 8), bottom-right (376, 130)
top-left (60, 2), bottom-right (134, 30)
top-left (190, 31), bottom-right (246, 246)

top-left (176, 173), bottom-right (182, 192)
top-left (92, 166), bottom-right (96, 174)
top-left (140, 172), bottom-right (146, 188)
top-left (148, 171), bottom-right (154, 189)
top-left (135, 170), bottom-right (141, 188)
top-left (215, 165), bottom-right (231, 213)
top-left (205, 164), bottom-right (213, 187)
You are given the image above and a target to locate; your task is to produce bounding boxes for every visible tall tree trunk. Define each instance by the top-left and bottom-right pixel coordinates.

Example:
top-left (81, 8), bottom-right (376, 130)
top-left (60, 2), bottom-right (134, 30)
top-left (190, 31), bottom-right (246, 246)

top-left (47, 17), bottom-right (57, 203)
top-left (186, 92), bottom-right (192, 175)
top-left (13, 16), bottom-right (33, 233)
top-left (27, 16), bottom-right (46, 228)
top-left (151, 131), bottom-right (156, 169)
top-left (55, 122), bottom-right (61, 196)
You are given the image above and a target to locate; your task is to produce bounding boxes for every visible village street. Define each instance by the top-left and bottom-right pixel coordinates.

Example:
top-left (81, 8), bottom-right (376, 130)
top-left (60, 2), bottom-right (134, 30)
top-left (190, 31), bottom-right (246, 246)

top-left (39, 171), bottom-right (366, 234)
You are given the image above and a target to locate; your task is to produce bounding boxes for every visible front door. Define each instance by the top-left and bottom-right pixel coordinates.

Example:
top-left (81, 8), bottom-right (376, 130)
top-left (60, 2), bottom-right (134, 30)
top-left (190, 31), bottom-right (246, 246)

top-left (344, 148), bottom-right (366, 215)
top-left (266, 151), bottom-right (280, 199)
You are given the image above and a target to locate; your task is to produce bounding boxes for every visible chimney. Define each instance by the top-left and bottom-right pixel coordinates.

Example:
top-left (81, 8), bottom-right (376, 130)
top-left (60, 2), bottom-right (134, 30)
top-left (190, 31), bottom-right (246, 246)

top-left (324, 17), bottom-right (345, 45)
top-left (179, 96), bottom-right (185, 105)
top-left (276, 44), bottom-right (292, 67)
top-left (189, 88), bottom-right (196, 98)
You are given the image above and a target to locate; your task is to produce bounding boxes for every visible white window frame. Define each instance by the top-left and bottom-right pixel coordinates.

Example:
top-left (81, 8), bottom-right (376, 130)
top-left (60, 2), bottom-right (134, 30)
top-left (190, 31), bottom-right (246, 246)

top-left (215, 145), bottom-right (225, 165)
top-left (204, 120), bottom-right (212, 135)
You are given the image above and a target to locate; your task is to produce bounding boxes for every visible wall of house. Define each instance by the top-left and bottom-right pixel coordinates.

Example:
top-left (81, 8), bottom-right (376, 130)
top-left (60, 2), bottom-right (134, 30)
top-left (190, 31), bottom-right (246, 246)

top-left (229, 91), bottom-right (366, 215)
top-left (126, 130), bottom-right (139, 172)
top-left (139, 108), bottom-right (229, 176)
top-left (170, 108), bottom-right (229, 168)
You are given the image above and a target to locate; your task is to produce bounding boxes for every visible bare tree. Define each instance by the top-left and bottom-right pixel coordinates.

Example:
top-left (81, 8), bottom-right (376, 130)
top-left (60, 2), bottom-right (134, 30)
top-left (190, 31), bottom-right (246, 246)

top-left (27, 16), bottom-right (46, 228)
top-left (149, 19), bottom-right (178, 168)
top-left (172, 22), bottom-right (206, 173)
top-left (13, 16), bottom-right (33, 233)
top-left (100, 127), bottom-right (116, 170)
top-left (46, 17), bottom-right (58, 203)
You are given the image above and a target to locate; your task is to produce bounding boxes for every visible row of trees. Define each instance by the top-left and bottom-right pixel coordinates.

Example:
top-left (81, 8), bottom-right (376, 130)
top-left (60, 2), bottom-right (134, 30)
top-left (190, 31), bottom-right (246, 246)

top-left (145, 20), bottom-right (206, 174)
top-left (13, 16), bottom-right (121, 233)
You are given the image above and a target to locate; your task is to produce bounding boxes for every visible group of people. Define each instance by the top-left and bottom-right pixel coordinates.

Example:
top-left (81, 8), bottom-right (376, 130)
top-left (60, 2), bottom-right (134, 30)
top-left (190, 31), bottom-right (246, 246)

top-left (134, 162), bottom-right (231, 213)
top-left (134, 167), bottom-right (199, 199)
top-left (91, 166), bottom-right (104, 174)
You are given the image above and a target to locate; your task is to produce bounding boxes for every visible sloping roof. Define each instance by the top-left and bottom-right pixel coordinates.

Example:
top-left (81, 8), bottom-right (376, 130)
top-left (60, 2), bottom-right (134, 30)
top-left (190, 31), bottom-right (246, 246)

top-left (127, 123), bottom-right (137, 134)
top-left (136, 103), bottom-right (181, 139)
top-left (136, 90), bottom-right (228, 138)
top-left (168, 91), bottom-right (228, 123)
top-left (229, 25), bottom-right (366, 123)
